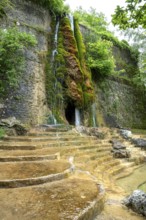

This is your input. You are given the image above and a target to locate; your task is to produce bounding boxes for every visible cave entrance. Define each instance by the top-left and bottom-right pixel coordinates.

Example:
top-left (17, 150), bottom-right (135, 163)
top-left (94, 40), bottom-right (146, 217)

top-left (65, 103), bottom-right (75, 125)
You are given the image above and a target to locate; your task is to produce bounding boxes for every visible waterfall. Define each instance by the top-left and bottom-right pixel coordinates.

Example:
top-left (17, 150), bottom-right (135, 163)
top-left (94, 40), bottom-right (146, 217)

top-left (68, 14), bottom-right (74, 33)
top-left (48, 113), bottom-right (57, 125)
top-left (49, 21), bottom-right (60, 125)
top-left (52, 21), bottom-right (59, 62)
top-left (75, 108), bottom-right (81, 126)
top-left (54, 21), bottom-right (59, 44)
top-left (92, 103), bottom-right (97, 127)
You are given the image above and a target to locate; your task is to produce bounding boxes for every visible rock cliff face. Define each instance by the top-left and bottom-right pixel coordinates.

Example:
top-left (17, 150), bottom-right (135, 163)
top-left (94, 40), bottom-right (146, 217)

top-left (0, 0), bottom-right (145, 128)
top-left (0, 0), bottom-right (51, 125)
top-left (94, 77), bottom-right (146, 128)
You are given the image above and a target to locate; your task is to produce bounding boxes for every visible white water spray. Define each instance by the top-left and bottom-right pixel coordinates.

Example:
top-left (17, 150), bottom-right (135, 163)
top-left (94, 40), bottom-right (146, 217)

top-left (52, 21), bottom-right (59, 62)
top-left (92, 103), bottom-right (97, 127)
top-left (75, 108), bottom-right (81, 126)
top-left (54, 21), bottom-right (59, 45)
top-left (68, 14), bottom-right (74, 33)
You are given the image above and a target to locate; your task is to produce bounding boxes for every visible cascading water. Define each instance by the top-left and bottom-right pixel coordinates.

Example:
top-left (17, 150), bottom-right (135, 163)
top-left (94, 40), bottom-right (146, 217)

top-left (49, 20), bottom-right (60, 125)
top-left (68, 14), bottom-right (74, 33)
top-left (52, 21), bottom-right (59, 62)
top-left (68, 14), bottom-right (81, 127)
top-left (48, 113), bottom-right (57, 125)
top-left (92, 103), bottom-right (97, 127)
top-left (75, 108), bottom-right (81, 126)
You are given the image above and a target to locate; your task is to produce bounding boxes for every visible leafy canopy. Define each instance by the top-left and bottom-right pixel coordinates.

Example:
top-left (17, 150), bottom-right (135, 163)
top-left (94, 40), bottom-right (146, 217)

top-left (112, 0), bottom-right (146, 29)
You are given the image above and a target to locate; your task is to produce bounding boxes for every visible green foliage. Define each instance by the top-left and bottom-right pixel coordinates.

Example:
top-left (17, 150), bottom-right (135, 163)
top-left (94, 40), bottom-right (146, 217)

top-left (87, 40), bottom-right (115, 78)
top-left (73, 8), bottom-right (118, 77)
top-left (30, 0), bottom-right (69, 16)
top-left (0, 127), bottom-right (5, 139)
top-left (0, 27), bottom-right (37, 95)
top-left (0, 0), bottom-right (12, 18)
top-left (74, 18), bottom-right (86, 67)
top-left (112, 0), bottom-right (146, 29)
top-left (45, 20), bottom-right (66, 117)
top-left (74, 7), bottom-right (108, 32)
top-left (74, 7), bottom-right (139, 79)
top-left (122, 28), bottom-right (146, 72)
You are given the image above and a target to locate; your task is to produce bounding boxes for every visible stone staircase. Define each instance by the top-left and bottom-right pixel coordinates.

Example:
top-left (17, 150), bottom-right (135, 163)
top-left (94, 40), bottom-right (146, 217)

top-left (0, 126), bottom-right (145, 220)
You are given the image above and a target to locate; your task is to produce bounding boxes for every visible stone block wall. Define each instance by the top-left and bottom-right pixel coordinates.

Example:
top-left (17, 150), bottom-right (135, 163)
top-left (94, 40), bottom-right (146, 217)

top-left (0, 0), bottom-right (51, 125)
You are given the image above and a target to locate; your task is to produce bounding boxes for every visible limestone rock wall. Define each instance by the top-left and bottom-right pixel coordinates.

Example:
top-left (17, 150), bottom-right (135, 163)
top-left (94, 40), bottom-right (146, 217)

top-left (95, 77), bottom-right (146, 129)
top-left (0, 0), bottom-right (51, 125)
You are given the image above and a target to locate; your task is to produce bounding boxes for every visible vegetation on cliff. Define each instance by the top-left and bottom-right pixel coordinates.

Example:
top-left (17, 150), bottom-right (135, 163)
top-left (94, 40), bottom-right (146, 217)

top-left (0, 0), bottom-right (12, 18)
top-left (0, 27), bottom-right (37, 95)
top-left (74, 8), bottom-right (116, 78)
top-left (30, 0), bottom-right (69, 16)
top-left (74, 7), bottom-right (139, 79)
top-left (47, 16), bottom-right (94, 111)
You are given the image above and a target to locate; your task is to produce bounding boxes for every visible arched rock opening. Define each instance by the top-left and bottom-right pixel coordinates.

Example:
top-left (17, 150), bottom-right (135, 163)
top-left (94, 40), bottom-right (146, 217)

top-left (65, 102), bottom-right (75, 125)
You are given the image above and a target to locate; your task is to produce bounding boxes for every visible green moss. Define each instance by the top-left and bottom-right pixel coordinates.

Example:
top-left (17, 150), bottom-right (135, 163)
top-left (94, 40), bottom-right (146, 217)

top-left (83, 92), bottom-right (94, 107)
top-left (46, 16), bottom-right (95, 121)
top-left (74, 18), bottom-right (86, 66)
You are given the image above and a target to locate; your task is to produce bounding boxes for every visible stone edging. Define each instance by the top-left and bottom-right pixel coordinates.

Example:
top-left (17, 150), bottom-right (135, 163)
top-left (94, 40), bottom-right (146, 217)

top-left (73, 184), bottom-right (105, 220)
top-left (0, 168), bottom-right (71, 188)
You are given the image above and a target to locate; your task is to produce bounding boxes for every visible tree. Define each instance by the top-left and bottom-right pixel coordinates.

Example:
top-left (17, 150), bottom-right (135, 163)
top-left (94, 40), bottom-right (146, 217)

top-left (112, 0), bottom-right (146, 29)
top-left (74, 7), bottom-right (108, 32)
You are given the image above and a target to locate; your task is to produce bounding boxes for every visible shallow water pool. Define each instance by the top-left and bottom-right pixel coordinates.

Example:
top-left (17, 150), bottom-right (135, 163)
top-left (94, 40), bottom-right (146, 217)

top-left (138, 181), bottom-right (146, 192)
top-left (116, 163), bottom-right (146, 193)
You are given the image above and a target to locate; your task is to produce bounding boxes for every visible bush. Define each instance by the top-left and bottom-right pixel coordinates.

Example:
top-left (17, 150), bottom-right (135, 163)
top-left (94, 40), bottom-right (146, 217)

top-left (0, 0), bottom-right (12, 18)
top-left (0, 128), bottom-right (5, 139)
top-left (0, 27), bottom-right (37, 95)
top-left (87, 40), bottom-right (115, 78)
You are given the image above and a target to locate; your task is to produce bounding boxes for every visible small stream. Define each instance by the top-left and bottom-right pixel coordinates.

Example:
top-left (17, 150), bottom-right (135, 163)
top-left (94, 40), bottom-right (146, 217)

top-left (116, 163), bottom-right (146, 193)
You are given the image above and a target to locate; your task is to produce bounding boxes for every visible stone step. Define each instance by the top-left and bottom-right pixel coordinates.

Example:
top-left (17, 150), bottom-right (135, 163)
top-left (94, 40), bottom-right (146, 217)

top-left (72, 146), bottom-right (112, 158)
top-left (108, 161), bottom-right (135, 177)
top-left (3, 135), bottom-right (97, 142)
top-left (97, 159), bottom-right (121, 172)
top-left (0, 154), bottom-right (59, 162)
top-left (28, 131), bottom-right (80, 137)
top-left (34, 124), bottom-right (73, 132)
top-left (0, 148), bottom-right (60, 157)
top-left (0, 139), bottom-right (100, 150)
top-left (75, 153), bottom-right (113, 164)
top-left (77, 144), bottom-right (111, 151)
top-left (113, 164), bottom-right (138, 180)
top-left (95, 154), bottom-right (113, 165)
top-left (0, 177), bottom-right (105, 219)
top-left (75, 152), bottom-right (113, 170)
top-left (0, 160), bottom-right (71, 188)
